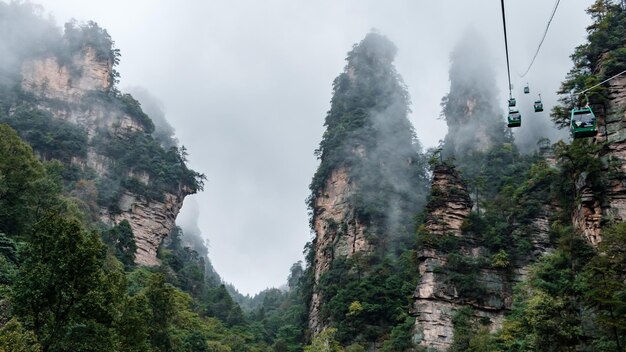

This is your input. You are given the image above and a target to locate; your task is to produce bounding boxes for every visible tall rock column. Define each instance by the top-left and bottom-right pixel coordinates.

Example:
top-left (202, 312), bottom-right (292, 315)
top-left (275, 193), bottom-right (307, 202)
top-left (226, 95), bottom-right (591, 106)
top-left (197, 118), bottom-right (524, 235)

top-left (307, 32), bottom-right (428, 338)
top-left (413, 162), bottom-right (557, 350)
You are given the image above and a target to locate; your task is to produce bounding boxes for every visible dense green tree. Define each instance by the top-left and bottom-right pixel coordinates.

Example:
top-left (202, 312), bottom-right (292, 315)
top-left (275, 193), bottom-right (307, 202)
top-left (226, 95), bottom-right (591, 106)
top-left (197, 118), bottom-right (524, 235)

top-left (0, 318), bottom-right (41, 352)
top-left (0, 124), bottom-right (53, 236)
top-left (0, 108), bottom-right (88, 163)
top-left (206, 284), bottom-right (246, 327)
top-left (144, 272), bottom-right (175, 352)
top-left (115, 294), bottom-right (152, 352)
top-left (582, 223), bottom-right (626, 350)
top-left (12, 213), bottom-right (125, 352)
top-left (304, 328), bottom-right (343, 352)
top-left (552, 0), bottom-right (625, 125)
top-left (104, 220), bottom-right (137, 270)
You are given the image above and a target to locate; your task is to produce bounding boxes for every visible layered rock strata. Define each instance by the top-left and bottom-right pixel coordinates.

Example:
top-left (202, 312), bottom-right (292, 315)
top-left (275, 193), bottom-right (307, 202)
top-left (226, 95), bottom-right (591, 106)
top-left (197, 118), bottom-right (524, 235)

top-left (309, 167), bottom-right (372, 336)
top-left (413, 165), bottom-right (555, 350)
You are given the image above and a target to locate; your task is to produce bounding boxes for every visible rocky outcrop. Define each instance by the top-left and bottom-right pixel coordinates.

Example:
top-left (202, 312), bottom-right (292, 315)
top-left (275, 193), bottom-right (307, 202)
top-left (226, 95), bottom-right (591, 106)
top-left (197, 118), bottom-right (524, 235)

top-left (21, 47), bottom-right (111, 100)
top-left (412, 164), bottom-right (555, 350)
top-left (424, 165), bottom-right (473, 237)
top-left (309, 167), bottom-right (372, 336)
top-left (19, 45), bottom-right (188, 266)
top-left (103, 190), bottom-right (187, 266)
top-left (573, 76), bottom-right (626, 246)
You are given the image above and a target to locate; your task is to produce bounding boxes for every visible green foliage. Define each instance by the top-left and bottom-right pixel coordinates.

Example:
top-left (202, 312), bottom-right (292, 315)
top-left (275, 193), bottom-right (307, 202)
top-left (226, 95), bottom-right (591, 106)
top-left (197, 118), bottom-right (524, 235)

top-left (0, 318), bottom-right (41, 352)
top-left (420, 145), bottom-right (556, 308)
top-left (317, 251), bottom-right (418, 346)
top-left (0, 107), bottom-right (88, 163)
top-left (145, 272), bottom-right (175, 351)
top-left (552, 0), bottom-right (626, 126)
top-left (92, 129), bottom-right (204, 206)
top-left (581, 223), bottom-right (626, 350)
top-left (381, 315), bottom-right (417, 352)
top-left (117, 93), bottom-right (155, 133)
top-left (308, 32), bottom-right (428, 237)
top-left (436, 252), bottom-right (487, 302)
top-left (205, 285), bottom-right (246, 327)
top-left (12, 212), bottom-right (125, 352)
top-left (103, 220), bottom-right (137, 270)
top-left (304, 328), bottom-right (343, 352)
top-left (305, 31), bottom-right (429, 348)
top-left (160, 226), bottom-right (207, 297)
top-left (115, 294), bottom-right (152, 352)
top-left (0, 124), bottom-right (62, 237)
top-left (476, 220), bottom-right (626, 352)
top-left (63, 20), bottom-right (121, 87)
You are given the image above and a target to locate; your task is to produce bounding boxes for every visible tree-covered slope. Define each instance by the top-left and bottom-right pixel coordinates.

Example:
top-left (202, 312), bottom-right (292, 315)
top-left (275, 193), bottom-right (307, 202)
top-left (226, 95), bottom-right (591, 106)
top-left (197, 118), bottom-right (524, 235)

top-left (441, 2), bottom-right (626, 351)
top-left (0, 3), bottom-right (276, 350)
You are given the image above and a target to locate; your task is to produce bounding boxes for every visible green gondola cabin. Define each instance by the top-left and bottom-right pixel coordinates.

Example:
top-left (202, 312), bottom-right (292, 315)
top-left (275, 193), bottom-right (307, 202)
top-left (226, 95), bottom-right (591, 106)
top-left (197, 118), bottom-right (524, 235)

top-left (534, 100), bottom-right (543, 112)
top-left (570, 107), bottom-right (597, 139)
top-left (508, 109), bottom-right (521, 128)
top-left (508, 98), bottom-right (516, 107)
top-left (524, 85), bottom-right (530, 94)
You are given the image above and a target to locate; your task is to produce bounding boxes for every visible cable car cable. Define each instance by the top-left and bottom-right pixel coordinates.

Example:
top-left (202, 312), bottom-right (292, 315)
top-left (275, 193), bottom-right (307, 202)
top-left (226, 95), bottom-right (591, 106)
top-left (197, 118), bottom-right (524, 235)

top-left (520, 0), bottom-right (561, 78)
top-left (576, 69), bottom-right (626, 98)
top-left (500, 0), bottom-right (512, 97)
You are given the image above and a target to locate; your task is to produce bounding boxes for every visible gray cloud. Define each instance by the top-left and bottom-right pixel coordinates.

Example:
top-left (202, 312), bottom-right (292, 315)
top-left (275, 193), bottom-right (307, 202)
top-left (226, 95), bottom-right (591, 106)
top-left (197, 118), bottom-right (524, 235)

top-left (33, 0), bottom-right (593, 294)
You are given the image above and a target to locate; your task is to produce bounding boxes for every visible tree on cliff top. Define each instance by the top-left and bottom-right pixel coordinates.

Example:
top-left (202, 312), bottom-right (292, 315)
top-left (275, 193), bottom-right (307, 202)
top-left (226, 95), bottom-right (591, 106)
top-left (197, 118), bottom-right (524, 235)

top-left (551, 0), bottom-right (626, 127)
top-left (309, 31), bottom-right (428, 244)
top-left (305, 31), bottom-right (427, 347)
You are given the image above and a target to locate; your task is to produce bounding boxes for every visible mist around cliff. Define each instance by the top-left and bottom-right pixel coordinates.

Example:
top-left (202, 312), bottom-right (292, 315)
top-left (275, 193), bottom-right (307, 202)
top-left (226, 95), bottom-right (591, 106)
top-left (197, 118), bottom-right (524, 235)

top-left (310, 32), bottom-right (430, 252)
top-left (0, 2), bottom-right (60, 86)
top-left (177, 197), bottom-right (222, 285)
top-left (126, 86), bottom-right (179, 149)
top-left (441, 29), bottom-right (568, 157)
top-left (441, 30), bottom-right (509, 159)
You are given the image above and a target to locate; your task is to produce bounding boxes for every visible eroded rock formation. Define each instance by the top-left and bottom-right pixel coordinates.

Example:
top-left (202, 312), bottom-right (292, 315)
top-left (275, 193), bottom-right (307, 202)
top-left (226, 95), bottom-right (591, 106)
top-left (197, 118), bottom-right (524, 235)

top-left (309, 167), bottom-right (372, 335)
top-left (20, 46), bottom-right (189, 266)
top-left (573, 76), bottom-right (626, 246)
top-left (412, 164), bottom-right (555, 350)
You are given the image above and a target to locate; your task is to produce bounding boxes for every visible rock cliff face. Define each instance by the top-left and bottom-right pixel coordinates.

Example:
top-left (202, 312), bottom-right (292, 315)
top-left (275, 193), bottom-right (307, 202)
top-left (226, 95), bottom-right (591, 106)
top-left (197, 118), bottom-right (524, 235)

top-left (19, 46), bottom-right (189, 266)
top-left (308, 167), bottom-right (372, 335)
top-left (412, 165), bottom-right (555, 350)
top-left (423, 165), bottom-right (473, 237)
top-left (573, 76), bottom-right (626, 246)
top-left (21, 47), bottom-right (111, 100)
top-left (306, 32), bottom-right (427, 341)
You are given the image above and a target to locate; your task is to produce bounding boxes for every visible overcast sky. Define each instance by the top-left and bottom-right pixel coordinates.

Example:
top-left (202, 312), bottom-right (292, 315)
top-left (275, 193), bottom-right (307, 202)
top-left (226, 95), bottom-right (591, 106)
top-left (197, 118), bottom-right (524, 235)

top-left (33, 0), bottom-right (593, 295)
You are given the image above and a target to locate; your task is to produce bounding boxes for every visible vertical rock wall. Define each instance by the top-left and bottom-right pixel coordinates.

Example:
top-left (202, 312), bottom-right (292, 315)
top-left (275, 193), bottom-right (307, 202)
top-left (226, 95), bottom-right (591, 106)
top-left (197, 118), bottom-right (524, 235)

top-left (308, 167), bottom-right (372, 336)
top-left (19, 46), bottom-right (189, 266)
top-left (413, 165), bottom-right (555, 350)
top-left (573, 76), bottom-right (626, 246)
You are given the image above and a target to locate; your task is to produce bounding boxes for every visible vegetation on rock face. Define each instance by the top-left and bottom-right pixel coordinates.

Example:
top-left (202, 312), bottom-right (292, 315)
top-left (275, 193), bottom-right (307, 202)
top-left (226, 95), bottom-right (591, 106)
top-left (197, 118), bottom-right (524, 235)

top-left (304, 32), bottom-right (430, 348)
top-left (0, 2), bottom-right (204, 216)
top-left (443, 2), bottom-right (626, 351)
top-left (1, 1), bottom-right (625, 351)
top-left (309, 32), bottom-right (429, 235)
top-left (551, 0), bottom-right (626, 126)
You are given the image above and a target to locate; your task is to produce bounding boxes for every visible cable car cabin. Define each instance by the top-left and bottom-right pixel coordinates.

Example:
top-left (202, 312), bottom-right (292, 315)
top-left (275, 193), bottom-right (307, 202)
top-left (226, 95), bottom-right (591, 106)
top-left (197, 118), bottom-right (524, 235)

top-left (570, 107), bottom-right (597, 139)
top-left (534, 100), bottom-right (543, 112)
top-left (524, 85), bottom-right (530, 94)
top-left (508, 98), bottom-right (516, 107)
top-left (508, 109), bottom-right (521, 128)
